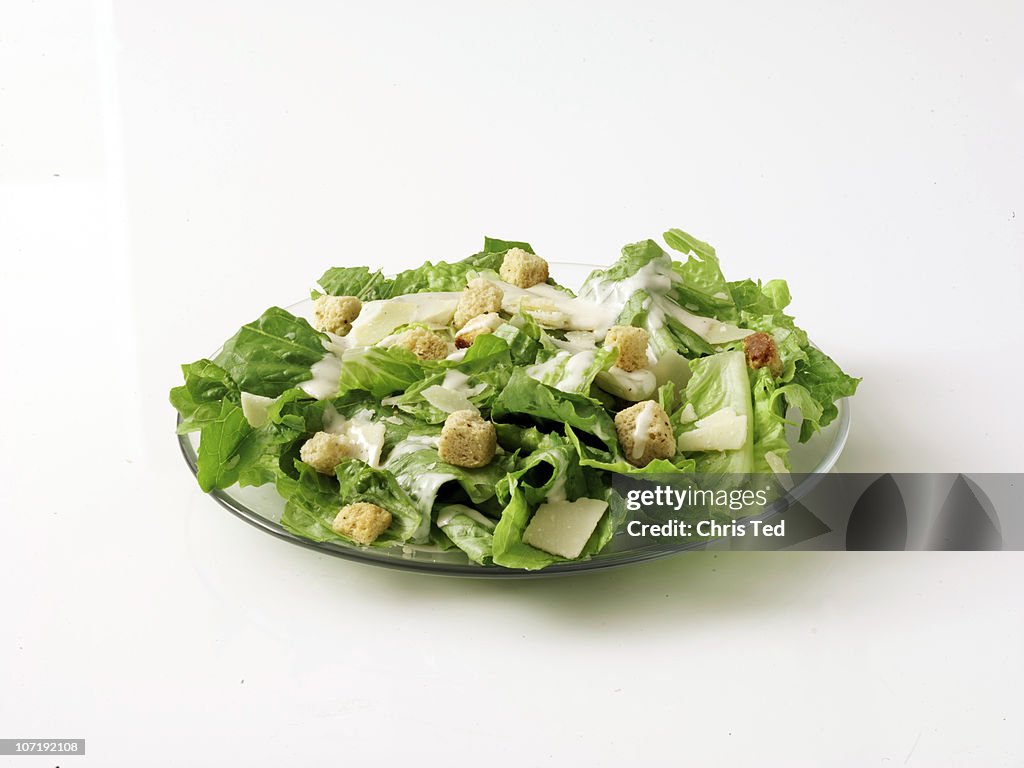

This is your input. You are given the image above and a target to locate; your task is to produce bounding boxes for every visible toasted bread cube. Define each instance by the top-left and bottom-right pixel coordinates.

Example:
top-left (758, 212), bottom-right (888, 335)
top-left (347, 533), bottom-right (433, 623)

top-left (395, 327), bottom-right (450, 361)
top-left (438, 409), bottom-right (497, 468)
top-left (332, 502), bottom-right (392, 545)
top-left (453, 278), bottom-right (503, 329)
top-left (743, 332), bottom-right (782, 377)
top-left (313, 295), bottom-right (362, 336)
top-left (604, 325), bottom-right (650, 372)
top-left (300, 431), bottom-right (353, 474)
top-left (454, 312), bottom-right (504, 349)
top-left (613, 400), bottom-right (675, 467)
top-left (499, 247), bottom-right (549, 289)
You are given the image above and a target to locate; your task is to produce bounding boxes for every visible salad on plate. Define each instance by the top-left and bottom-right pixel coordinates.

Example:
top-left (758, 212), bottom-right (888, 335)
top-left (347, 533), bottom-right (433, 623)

top-left (171, 229), bottom-right (859, 570)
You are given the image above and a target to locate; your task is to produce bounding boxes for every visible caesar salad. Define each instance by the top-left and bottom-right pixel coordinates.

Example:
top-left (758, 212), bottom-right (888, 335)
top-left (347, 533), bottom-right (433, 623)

top-left (171, 229), bottom-right (859, 569)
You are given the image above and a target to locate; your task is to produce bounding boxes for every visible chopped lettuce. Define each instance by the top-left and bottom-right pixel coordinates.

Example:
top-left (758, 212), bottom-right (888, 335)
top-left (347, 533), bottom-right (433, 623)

top-left (172, 226), bottom-right (859, 569)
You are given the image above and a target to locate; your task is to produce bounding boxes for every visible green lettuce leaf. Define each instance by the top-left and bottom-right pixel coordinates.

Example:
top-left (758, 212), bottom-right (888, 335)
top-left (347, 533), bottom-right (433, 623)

top-left (750, 367), bottom-right (790, 473)
top-left (436, 504), bottom-right (495, 565)
top-left (314, 266), bottom-right (389, 300)
top-left (790, 347), bottom-right (860, 441)
top-left (277, 459), bottom-right (420, 546)
top-left (335, 346), bottom-right (431, 399)
top-left (524, 346), bottom-right (616, 396)
top-left (491, 368), bottom-right (618, 450)
top-left (677, 350), bottom-right (754, 474)
top-left (212, 307), bottom-right (328, 398)
top-left (170, 359), bottom-right (239, 434)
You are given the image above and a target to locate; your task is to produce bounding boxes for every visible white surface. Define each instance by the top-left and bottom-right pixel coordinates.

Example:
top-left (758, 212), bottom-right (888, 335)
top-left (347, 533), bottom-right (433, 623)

top-left (1, 1), bottom-right (1022, 766)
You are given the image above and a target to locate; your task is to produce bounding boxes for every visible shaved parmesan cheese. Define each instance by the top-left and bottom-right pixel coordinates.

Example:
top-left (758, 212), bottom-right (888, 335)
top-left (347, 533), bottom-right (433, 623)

top-left (421, 385), bottom-right (476, 414)
top-left (523, 498), bottom-right (609, 559)
top-left (595, 366), bottom-right (657, 401)
top-left (346, 292), bottom-right (461, 346)
top-left (348, 300), bottom-right (417, 345)
top-left (677, 403), bottom-right (698, 424)
top-left (651, 348), bottom-right (692, 389)
top-left (240, 392), bottom-right (275, 428)
top-left (676, 407), bottom-right (748, 452)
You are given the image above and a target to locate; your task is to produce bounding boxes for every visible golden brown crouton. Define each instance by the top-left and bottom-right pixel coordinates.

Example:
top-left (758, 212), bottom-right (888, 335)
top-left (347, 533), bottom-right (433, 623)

top-left (312, 295), bottom-right (362, 336)
top-left (604, 325), bottom-right (650, 372)
top-left (743, 332), bottom-right (782, 377)
top-left (499, 247), bottom-right (549, 289)
top-left (438, 409), bottom-right (497, 468)
top-left (395, 327), bottom-right (450, 361)
top-left (454, 312), bottom-right (504, 349)
top-left (613, 400), bottom-right (675, 467)
top-left (300, 431), bottom-right (353, 474)
top-left (332, 502), bottom-right (392, 545)
top-left (453, 278), bottom-right (503, 329)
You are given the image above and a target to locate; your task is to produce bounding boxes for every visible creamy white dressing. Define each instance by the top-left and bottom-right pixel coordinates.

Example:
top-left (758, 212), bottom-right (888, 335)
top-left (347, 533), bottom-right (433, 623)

top-left (407, 472), bottom-right (458, 542)
top-left (441, 369), bottom-right (486, 397)
top-left (631, 401), bottom-right (656, 460)
top-left (658, 300), bottom-right (751, 345)
top-left (526, 351), bottom-right (570, 383)
top-left (558, 350), bottom-right (596, 393)
top-left (549, 330), bottom-right (598, 353)
top-left (546, 470), bottom-right (567, 503)
top-left (525, 349), bottom-right (598, 394)
top-left (480, 275), bottom-right (619, 335)
top-left (384, 434), bottom-right (441, 463)
top-left (578, 258), bottom-right (674, 307)
top-left (436, 505), bottom-right (495, 529)
top-left (579, 254), bottom-right (752, 344)
top-left (298, 352), bottom-right (342, 400)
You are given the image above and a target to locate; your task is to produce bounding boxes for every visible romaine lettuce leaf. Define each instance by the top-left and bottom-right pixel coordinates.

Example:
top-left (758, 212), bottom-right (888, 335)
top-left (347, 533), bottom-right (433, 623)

top-left (750, 367), bottom-right (790, 473)
top-left (335, 346), bottom-right (431, 399)
top-left (171, 359), bottom-right (238, 434)
top-left (491, 368), bottom-right (618, 451)
top-left (277, 458), bottom-right (420, 546)
top-left (436, 504), bottom-right (495, 565)
top-left (790, 347), bottom-right (860, 441)
top-left (525, 346), bottom-right (616, 395)
top-left (213, 307), bottom-right (329, 398)
top-left (677, 350), bottom-right (754, 474)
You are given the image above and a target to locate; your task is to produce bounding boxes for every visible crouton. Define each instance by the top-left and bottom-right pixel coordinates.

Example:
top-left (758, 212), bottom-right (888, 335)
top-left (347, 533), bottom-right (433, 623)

top-left (438, 409), bottom-right (497, 468)
top-left (395, 327), bottom-right (449, 361)
top-left (614, 400), bottom-right (675, 467)
top-left (332, 502), bottom-right (392, 545)
top-left (300, 431), bottom-right (352, 474)
top-left (313, 295), bottom-right (361, 336)
top-left (743, 332), bottom-right (782, 377)
top-left (453, 278), bottom-right (503, 329)
top-left (499, 247), bottom-right (549, 289)
top-left (604, 325), bottom-right (650, 372)
top-left (454, 312), bottom-right (504, 349)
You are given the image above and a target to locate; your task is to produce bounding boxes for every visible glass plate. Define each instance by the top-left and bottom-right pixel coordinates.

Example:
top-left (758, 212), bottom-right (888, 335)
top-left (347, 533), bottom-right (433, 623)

top-left (177, 262), bottom-right (851, 577)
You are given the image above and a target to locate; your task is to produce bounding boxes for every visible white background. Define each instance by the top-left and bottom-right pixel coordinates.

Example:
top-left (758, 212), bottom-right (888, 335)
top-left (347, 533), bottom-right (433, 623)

top-left (1, 1), bottom-right (1022, 766)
